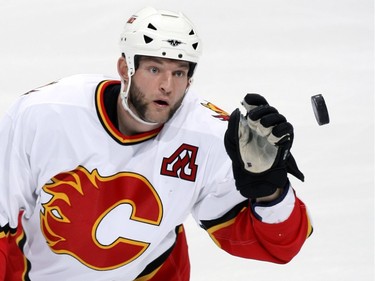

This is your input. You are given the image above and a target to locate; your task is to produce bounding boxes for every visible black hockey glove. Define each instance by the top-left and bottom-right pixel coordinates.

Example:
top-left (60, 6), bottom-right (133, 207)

top-left (224, 93), bottom-right (304, 199)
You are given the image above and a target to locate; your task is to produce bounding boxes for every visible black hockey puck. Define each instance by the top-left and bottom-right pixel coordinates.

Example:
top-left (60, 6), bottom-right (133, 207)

top-left (311, 94), bottom-right (329, 125)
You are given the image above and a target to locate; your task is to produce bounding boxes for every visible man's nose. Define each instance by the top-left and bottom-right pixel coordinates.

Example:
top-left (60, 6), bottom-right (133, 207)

top-left (159, 73), bottom-right (173, 94)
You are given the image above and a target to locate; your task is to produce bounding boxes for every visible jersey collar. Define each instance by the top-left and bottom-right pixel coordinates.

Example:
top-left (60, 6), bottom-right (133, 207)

top-left (95, 80), bottom-right (163, 145)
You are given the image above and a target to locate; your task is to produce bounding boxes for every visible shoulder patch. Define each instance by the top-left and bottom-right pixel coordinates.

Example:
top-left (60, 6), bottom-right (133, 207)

top-left (201, 101), bottom-right (229, 121)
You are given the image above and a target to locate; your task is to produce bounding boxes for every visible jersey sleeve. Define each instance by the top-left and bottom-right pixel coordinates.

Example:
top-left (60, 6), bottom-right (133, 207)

top-left (0, 100), bottom-right (36, 228)
top-left (0, 99), bottom-right (37, 278)
top-left (191, 133), bottom-right (312, 264)
top-left (201, 186), bottom-right (312, 264)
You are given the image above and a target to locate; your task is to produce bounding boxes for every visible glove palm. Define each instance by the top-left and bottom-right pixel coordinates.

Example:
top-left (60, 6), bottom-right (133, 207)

top-left (224, 94), bottom-right (304, 199)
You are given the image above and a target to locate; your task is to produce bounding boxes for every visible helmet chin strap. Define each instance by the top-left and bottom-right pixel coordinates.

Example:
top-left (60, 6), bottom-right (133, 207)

top-left (120, 74), bottom-right (160, 126)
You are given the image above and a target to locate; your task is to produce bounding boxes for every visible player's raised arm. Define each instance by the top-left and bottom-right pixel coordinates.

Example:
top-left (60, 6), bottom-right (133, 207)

top-left (196, 93), bottom-right (313, 263)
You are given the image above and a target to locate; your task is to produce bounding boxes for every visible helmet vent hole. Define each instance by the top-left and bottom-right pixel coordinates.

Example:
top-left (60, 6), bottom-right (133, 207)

top-left (162, 52), bottom-right (166, 56)
top-left (147, 23), bottom-right (157, 30)
top-left (189, 29), bottom-right (195, 35)
top-left (192, 43), bottom-right (199, 50)
top-left (178, 54), bottom-right (183, 58)
top-left (143, 35), bottom-right (153, 44)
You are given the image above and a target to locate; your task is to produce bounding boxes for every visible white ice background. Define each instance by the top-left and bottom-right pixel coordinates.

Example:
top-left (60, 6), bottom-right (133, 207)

top-left (0, 0), bottom-right (373, 280)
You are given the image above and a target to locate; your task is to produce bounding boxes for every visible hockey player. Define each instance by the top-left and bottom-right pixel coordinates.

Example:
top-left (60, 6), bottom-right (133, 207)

top-left (0, 7), bottom-right (312, 281)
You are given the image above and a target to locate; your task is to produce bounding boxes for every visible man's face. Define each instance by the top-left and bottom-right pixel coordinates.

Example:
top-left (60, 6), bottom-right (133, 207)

top-left (127, 57), bottom-right (190, 124)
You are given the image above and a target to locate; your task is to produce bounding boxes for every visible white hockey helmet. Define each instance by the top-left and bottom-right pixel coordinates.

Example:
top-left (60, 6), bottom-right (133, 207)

top-left (119, 7), bottom-right (202, 77)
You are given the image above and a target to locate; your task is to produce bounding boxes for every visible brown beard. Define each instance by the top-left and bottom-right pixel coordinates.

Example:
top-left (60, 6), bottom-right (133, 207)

top-left (127, 80), bottom-right (185, 123)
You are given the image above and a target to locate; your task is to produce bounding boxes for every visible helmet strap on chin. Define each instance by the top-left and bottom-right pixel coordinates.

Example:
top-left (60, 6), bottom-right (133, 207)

top-left (120, 72), bottom-right (160, 126)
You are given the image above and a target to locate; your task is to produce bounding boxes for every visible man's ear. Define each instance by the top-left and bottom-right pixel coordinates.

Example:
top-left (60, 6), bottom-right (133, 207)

top-left (117, 56), bottom-right (129, 82)
top-left (185, 78), bottom-right (193, 94)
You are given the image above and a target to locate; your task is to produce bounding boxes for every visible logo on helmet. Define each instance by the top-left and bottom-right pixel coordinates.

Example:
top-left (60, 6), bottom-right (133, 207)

top-left (165, 39), bottom-right (185, 47)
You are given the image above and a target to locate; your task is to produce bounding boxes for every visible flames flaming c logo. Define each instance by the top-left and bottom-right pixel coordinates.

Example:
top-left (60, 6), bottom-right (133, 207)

top-left (40, 166), bottom-right (163, 270)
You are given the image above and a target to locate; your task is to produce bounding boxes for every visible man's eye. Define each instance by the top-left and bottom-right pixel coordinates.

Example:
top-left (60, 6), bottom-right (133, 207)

top-left (149, 67), bottom-right (159, 74)
top-left (174, 71), bottom-right (186, 77)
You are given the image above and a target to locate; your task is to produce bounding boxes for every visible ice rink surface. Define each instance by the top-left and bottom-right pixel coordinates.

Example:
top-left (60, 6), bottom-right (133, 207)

top-left (0, 0), bottom-right (373, 280)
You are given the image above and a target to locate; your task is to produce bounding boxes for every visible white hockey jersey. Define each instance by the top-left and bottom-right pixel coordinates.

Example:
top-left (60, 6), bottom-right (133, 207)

top-left (0, 74), bottom-right (312, 281)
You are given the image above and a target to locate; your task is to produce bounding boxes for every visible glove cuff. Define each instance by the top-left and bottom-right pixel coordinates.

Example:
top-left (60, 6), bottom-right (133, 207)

top-left (233, 165), bottom-right (288, 199)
